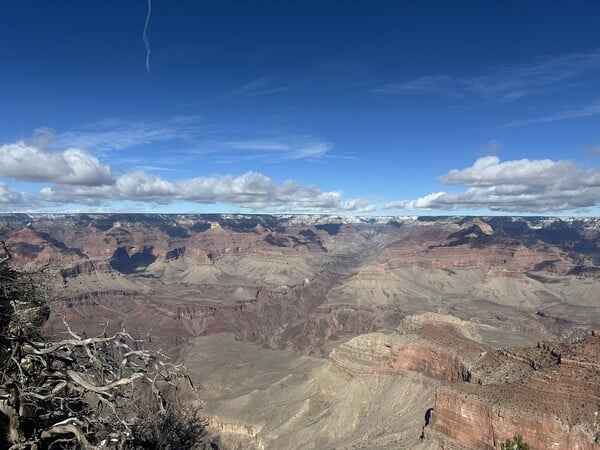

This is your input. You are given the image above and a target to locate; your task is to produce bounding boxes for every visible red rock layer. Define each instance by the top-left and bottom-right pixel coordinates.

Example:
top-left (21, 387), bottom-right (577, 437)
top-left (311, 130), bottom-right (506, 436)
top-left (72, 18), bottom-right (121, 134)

top-left (428, 334), bottom-right (600, 449)
top-left (430, 388), bottom-right (599, 450)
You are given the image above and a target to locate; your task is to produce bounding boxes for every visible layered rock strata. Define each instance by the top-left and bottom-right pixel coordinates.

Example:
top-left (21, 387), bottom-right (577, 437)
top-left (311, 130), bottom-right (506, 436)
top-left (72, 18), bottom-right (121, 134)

top-left (328, 314), bottom-right (600, 449)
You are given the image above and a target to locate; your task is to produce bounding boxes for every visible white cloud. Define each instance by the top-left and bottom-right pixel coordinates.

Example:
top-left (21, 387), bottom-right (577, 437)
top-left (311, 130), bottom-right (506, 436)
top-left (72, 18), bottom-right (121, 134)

top-left (38, 171), bottom-right (178, 204)
top-left (439, 156), bottom-right (578, 188)
top-left (117, 171), bottom-right (178, 199)
top-left (387, 156), bottom-right (600, 213)
top-left (0, 127), bottom-right (358, 213)
top-left (38, 171), bottom-right (373, 212)
top-left (0, 142), bottom-right (114, 186)
top-left (0, 184), bottom-right (26, 205)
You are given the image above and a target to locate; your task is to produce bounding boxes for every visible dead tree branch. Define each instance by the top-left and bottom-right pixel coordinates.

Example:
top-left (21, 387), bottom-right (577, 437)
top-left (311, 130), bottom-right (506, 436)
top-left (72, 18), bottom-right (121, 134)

top-left (0, 241), bottom-right (10, 266)
top-left (0, 255), bottom-right (208, 449)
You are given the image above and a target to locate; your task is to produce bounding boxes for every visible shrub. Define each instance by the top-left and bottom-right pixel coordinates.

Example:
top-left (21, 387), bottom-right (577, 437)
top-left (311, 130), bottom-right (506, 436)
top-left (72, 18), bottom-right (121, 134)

top-left (500, 433), bottom-right (531, 450)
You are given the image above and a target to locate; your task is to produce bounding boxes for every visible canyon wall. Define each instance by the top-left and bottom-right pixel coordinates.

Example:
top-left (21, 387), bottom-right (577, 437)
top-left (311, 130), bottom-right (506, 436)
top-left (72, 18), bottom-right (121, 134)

top-left (1, 214), bottom-right (600, 448)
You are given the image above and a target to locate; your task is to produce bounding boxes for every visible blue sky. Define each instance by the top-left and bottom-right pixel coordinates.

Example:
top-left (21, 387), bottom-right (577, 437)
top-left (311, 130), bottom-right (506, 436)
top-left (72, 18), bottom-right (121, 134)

top-left (1, 1), bottom-right (600, 215)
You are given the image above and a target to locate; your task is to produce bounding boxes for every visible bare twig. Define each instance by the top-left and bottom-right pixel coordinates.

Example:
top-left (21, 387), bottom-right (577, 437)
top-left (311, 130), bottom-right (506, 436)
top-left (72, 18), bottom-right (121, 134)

top-left (0, 253), bottom-right (213, 449)
top-left (0, 241), bottom-right (10, 265)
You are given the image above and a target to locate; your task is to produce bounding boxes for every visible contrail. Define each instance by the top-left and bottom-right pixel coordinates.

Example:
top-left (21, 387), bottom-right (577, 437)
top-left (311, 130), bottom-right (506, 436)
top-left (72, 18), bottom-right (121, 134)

top-left (143, 0), bottom-right (152, 73)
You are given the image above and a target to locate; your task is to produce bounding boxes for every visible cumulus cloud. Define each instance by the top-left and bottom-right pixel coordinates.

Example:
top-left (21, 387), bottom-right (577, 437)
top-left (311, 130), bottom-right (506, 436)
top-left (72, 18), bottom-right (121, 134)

top-left (0, 130), bottom-right (365, 213)
top-left (387, 156), bottom-right (600, 213)
top-left (38, 171), bottom-right (373, 212)
top-left (0, 142), bottom-right (114, 186)
top-left (440, 156), bottom-right (578, 187)
top-left (0, 184), bottom-right (26, 205)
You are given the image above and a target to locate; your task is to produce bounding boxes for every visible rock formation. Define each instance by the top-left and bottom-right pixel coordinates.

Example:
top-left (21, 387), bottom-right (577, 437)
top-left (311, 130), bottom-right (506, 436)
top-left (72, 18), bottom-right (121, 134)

top-left (1, 214), bottom-right (599, 448)
top-left (329, 313), bottom-right (600, 449)
top-left (426, 331), bottom-right (600, 449)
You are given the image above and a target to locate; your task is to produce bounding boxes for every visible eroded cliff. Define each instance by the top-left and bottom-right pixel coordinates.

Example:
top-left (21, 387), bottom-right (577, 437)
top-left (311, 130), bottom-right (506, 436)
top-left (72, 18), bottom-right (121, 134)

top-left (1, 214), bottom-right (600, 448)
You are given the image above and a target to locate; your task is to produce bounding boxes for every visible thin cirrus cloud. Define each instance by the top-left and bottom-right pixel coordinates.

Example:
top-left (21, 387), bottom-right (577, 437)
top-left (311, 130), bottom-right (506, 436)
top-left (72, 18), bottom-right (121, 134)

top-left (55, 117), bottom-right (203, 153)
top-left (500, 99), bottom-right (600, 128)
top-left (230, 76), bottom-right (288, 97)
top-left (207, 137), bottom-right (333, 162)
top-left (386, 156), bottom-right (600, 213)
top-left (52, 118), bottom-right (332, 164)
top-left (376, 49), bottom-right (600, 101)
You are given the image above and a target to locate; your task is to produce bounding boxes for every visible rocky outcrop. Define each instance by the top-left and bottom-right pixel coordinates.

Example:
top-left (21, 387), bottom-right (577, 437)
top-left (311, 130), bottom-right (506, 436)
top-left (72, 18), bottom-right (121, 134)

top-left (330, 333), bottom-right (471, 381)
top-left (59, 260), bottom-right (112, 279)
top-left (330, 314), bottom-right (480, 381)
top-left (426, 333), bottom-right (600, 449)
top-left (429, 388), bottom-right (600, 450)
top-left (326, 313), bottom-right (600, 450)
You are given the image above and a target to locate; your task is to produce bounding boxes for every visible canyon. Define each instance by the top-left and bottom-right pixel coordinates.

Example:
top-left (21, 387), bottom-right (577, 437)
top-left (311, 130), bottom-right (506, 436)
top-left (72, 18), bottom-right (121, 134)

top-left (1, 213), bottom-right (599, 449)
